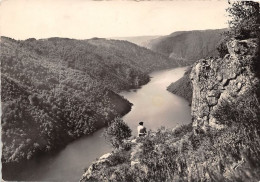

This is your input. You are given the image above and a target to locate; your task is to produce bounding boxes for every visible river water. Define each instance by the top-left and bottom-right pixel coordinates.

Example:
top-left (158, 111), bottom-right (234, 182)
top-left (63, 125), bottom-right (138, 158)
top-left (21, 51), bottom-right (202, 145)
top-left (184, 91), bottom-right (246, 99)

top-left (121, 67), bottom-right (191, 135)
top-left (13, 67), bottom-right (191, 181)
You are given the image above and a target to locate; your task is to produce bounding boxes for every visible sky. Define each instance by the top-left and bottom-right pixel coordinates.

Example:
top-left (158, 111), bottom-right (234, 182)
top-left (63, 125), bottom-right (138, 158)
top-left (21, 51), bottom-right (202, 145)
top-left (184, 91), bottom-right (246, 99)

top-left (0, 0), bottom-right (229, 40)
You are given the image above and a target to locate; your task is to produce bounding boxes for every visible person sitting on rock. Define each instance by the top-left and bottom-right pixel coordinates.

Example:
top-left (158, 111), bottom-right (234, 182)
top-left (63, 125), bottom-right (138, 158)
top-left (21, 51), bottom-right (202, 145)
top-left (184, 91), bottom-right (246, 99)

top-left (137, 122), bottom-right (147, 137)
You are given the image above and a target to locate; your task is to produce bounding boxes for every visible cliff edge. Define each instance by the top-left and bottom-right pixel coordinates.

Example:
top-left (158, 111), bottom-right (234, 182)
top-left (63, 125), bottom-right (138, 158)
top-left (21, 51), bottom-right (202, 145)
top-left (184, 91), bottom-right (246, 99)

top-left (190, 38), bottom-right (259, 133)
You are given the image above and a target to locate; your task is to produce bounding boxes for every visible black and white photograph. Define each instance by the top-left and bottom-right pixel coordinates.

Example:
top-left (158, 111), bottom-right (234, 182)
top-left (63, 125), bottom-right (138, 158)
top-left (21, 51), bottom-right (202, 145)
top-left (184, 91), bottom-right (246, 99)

top-left (0, 0), bottom-right (260, 181)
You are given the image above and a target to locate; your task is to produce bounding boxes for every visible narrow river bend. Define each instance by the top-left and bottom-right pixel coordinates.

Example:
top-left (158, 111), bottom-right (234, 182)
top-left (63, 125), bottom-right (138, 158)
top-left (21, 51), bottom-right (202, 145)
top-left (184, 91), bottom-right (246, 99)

top-left (121, 67), bottom-right (191, 135)
top-left (14, 67), bottom-right (191, 182)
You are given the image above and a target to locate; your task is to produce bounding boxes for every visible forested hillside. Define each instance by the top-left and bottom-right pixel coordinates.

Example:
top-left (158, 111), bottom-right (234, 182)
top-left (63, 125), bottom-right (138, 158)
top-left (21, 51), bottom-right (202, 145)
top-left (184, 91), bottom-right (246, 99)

top-left (0, 36), bottom-right (177, 167)
top-left (148, 29), bottom-right (226, 65)
top-left (167, 67), bottom-right (192, 103)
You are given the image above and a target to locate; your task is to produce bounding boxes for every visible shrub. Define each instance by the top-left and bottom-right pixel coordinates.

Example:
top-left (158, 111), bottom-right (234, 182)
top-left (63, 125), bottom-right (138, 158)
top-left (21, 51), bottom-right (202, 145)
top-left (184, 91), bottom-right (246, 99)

top-left (218, 1), bottom-right (259, 57)
top-left (212, 92), bottom-right (260, 127)
top-left (103, 117), bottom-right (132, 148)
top-left (108, 151), bottom-right (130, 166)
top-left (28, 94), bottom-right (39, 106)
top-left (217, 38), bottom-right (229, 58)
top-left (227, 1), bottom-right (260, 40)
top-left (172, 123), bottom-right (192, 138)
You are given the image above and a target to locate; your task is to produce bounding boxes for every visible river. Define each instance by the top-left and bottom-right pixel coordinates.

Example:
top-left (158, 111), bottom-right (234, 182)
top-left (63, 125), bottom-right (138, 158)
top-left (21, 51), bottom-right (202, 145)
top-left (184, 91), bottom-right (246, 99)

top-left (12, 67), bottom-right (191, 181)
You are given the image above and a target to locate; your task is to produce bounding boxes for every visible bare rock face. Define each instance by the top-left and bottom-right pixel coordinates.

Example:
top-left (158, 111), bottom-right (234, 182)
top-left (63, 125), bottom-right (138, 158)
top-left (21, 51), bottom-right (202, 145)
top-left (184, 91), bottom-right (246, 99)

top-left (190, 38), bottom-right (259, 133)
top-left (80, 153), bottom-right (112, 182)
top-left (80, 139), bottom-right (147, 182)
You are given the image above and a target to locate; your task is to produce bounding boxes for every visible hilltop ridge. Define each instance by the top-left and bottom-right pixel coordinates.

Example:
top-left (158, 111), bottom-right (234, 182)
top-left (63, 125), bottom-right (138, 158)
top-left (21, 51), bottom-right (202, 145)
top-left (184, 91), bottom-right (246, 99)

top-left (147, 29), bottom-right (227, 65)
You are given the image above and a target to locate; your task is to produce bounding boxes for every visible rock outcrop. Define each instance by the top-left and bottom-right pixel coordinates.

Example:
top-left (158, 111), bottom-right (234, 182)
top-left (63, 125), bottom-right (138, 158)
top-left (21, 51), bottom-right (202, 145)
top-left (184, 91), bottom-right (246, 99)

top-left (80, 153), bottom-right (112, 181)
top-left (80, 138), bottom-right (148, 182)
top-left (190, 38), bottom-right (259, 132)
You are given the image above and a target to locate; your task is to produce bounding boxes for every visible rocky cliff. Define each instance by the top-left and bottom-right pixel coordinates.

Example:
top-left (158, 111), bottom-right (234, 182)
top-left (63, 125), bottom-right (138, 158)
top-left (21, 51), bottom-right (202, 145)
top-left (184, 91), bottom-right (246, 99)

top-left (190, 38), bottom-right (259, 133)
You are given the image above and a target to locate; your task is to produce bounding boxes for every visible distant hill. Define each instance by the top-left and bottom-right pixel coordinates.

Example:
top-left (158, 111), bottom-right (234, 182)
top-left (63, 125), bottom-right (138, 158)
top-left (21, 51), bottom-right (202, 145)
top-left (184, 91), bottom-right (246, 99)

top-left (147, 29), bottom-right (227, 65)
top-left (110, 35), bottom-right (161, 47)
top-left (0, 36), bottom-right (178, 167)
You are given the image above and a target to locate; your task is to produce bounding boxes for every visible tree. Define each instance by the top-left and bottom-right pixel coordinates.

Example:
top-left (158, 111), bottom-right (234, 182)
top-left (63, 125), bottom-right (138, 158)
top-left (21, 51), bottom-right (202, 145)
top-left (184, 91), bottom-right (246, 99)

top-left (227, 1), bottom-right (260, 39)
top-left (103, 117), bottom-right (132, 149)
top-left (217, 1), bottom-right (259, 57)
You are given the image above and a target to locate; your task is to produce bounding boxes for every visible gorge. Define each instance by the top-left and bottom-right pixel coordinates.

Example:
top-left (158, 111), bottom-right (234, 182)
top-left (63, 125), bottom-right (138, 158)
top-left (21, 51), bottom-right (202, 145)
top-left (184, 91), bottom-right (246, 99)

top-left (1, 0), bottom-right (260, 181)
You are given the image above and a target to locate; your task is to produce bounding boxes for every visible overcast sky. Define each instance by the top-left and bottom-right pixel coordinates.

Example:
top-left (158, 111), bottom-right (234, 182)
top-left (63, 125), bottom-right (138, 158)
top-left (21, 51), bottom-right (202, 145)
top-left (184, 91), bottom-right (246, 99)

top-left (0, 0), bottom-right (229, 40)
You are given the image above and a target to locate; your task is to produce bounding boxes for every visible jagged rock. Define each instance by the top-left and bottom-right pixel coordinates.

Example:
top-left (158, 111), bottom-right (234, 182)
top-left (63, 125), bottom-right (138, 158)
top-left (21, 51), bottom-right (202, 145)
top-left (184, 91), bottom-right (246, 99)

top-left (190, 38), bottom-right (259, 132)
top-left (207, 90), bottom-right (221, 98)
top-left (222, 79), bottom-right (228, 86)
top-left (80, 138), bottom-right (148, 181)
top-left (217, 73), bottom-right (223, 82)
top-left (207, 97), bottom-right (218, 106)
top-left (99, 153), bottom-right (112, 160)
top-left (131, 139), bottom-right (137, 144)
top-left (237, 82), bottom-right (242, 91)
top-left (130, 142), bottom-right (142, 162)
top-left (80, 153), bottom-right (112, 182)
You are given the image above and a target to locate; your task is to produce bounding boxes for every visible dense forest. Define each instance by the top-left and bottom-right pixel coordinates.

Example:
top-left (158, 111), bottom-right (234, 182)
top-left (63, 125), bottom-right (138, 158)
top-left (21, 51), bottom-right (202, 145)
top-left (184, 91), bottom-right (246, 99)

top-left (1, 36), bottom-right (178, 167)
top-left (167, 67), bottom-right (192, 104)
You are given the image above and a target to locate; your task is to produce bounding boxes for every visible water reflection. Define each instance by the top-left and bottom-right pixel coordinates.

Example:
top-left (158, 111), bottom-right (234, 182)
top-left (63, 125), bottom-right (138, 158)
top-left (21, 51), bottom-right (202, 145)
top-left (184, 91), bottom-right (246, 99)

top-left (121, 67), bottom-right (191, 135)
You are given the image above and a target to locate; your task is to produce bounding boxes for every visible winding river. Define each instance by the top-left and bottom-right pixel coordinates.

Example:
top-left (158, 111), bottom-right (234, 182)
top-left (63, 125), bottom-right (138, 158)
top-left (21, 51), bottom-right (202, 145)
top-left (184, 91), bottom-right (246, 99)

top-left (13, 67), bottom-right (191, 181)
